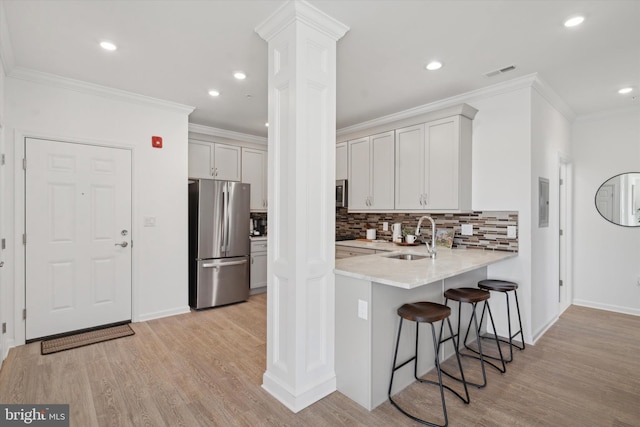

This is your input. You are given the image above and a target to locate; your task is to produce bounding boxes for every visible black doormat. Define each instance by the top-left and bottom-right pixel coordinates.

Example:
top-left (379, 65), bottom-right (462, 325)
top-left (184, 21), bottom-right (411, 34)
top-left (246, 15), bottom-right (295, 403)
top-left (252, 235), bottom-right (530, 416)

top-left (41, 324), bottom-right (135, 355)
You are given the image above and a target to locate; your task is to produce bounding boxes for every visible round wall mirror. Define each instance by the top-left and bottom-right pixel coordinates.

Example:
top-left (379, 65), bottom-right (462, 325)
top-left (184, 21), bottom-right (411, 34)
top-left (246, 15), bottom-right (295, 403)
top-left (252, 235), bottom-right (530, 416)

top-left (595, 172), bottom-right (640, 227)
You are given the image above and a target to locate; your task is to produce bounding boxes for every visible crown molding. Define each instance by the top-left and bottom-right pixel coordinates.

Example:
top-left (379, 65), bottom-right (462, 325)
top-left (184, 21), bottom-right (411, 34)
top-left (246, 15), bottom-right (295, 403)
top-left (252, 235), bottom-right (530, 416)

top-left (531, 74), bottom-right (576, 122)
top-left (8, 67), bottom-right (195, 114)
top-left (189, 123), bottom-right (268, 145)
top-left (337, 73), bottom-right (542, 137)
top-left (255, 0), bottom-right (349, 42)
top-left (0, 1), bottom-right (15, 73)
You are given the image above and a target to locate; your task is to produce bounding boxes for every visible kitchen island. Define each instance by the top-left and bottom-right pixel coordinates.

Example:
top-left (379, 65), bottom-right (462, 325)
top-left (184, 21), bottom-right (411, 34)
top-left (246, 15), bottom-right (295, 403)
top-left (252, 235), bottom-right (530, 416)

top-left (334, 241), bottom-right (516, 410)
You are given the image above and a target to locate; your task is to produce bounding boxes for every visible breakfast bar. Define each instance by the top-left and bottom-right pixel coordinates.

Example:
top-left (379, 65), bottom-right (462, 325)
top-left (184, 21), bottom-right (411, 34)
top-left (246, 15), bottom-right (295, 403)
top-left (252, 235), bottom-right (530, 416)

top-left (334, 241), bottom-right (516, 410)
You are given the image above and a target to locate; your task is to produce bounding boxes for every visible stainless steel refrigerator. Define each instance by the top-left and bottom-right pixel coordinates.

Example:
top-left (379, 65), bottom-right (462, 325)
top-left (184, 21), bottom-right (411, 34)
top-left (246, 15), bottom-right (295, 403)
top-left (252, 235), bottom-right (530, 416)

top-left (188, 179), bottom-right (250, 309)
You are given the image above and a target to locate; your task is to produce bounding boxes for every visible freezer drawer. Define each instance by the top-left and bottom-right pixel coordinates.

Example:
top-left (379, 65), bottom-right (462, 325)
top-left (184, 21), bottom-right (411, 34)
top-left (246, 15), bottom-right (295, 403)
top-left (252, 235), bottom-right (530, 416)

top-left (191, 256), bottom-right (250, 309)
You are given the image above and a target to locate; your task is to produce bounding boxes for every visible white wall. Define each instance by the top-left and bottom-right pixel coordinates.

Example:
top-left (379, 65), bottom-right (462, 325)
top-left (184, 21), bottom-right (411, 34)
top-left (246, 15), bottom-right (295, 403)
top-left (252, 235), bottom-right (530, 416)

top-left (573, 108), bottom-right (640, 315)
top-left (530, 89), bottom-right (571, 337)
top-left (468, 87), bottom-right (534, 343)
top-left (0, 44), bottom-right (6, 363)
top-left (3, 72), bottom-right (193, 349)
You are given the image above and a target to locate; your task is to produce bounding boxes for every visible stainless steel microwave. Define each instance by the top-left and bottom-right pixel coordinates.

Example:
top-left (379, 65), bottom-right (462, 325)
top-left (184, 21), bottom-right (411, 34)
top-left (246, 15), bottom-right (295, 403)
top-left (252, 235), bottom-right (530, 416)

top-left (336, 179), bottom-right (348, 208)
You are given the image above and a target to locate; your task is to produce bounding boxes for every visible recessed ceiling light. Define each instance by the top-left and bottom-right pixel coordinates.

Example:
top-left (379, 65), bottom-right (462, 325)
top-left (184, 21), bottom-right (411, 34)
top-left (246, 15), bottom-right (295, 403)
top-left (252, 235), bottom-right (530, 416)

top-left (208, 90), bottom-right (220, 97)
top-left (100, 41), bottom-right (117, 51)
top-left (564, 16), bottom-right (585, 27)
top-left (618, 87), bottom-right (633, 94)
top-left (425, 61), bottom-right (443, 71)
top-left (234, 72), bottom-right (247, 80)
top-left (265, 122), bottom-right (269, 127)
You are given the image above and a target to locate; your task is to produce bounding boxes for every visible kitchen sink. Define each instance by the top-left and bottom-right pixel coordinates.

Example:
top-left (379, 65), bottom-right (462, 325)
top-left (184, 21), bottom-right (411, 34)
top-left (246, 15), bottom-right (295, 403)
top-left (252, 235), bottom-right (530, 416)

top-left (384, 253), bottom-right (427, 261)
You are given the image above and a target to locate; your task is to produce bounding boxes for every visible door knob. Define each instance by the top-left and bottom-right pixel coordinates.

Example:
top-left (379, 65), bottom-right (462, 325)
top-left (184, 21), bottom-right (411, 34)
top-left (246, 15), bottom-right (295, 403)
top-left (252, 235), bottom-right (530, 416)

top-left (115, 241), bottom-right (128, 248)
top-left (0, 261), bottom-right (4, 267)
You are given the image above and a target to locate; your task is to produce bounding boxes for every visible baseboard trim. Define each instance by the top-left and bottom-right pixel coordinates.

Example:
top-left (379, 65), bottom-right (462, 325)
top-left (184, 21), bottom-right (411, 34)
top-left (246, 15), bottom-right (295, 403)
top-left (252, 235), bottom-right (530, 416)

top-left (572, 300), bottom-right (640, 317)
top-left (262, 370), bottom-right (336, 413)
top-left (531, 315), bottom-right (558, 345)
top-left (137, 306), bottom-right (191, 322)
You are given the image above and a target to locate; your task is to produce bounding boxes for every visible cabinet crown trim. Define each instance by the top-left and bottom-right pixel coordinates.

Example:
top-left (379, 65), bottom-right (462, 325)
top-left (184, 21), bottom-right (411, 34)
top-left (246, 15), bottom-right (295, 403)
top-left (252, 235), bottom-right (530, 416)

top-left (338, 103), bottom-right (477, 143)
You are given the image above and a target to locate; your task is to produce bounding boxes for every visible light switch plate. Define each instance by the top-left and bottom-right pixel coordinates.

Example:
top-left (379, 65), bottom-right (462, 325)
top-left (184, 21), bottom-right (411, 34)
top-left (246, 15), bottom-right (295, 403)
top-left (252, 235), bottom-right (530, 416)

top-left (358, 299), bottom-right (368, 320)
top-left (507, 226), bottom-right (517, 238)
top-left (461, 224), bottom-right (473, 236)
top-left (382, 222), bottom-right (389, 231)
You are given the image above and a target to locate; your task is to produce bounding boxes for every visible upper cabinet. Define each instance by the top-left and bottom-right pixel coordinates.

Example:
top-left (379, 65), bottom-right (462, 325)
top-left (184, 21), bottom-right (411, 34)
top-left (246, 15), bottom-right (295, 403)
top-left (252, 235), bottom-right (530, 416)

top-left (343, 103), bottom-right (476, 213)
top-left (336, 142), bottom-right (347, 180)
top-left (348, 131), bottom-right (395, 210)
top-left (395, 115), bottom-right (472, 211)
top-left (188, 140), bottom-right (241, 181)
top-left (242, 147), bottom-right (268, 212)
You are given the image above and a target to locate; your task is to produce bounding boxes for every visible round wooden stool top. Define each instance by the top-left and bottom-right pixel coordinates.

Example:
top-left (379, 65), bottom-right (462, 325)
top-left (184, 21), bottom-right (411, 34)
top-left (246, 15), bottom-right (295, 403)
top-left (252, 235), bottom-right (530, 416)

top-left (397, 302), bottom-right (451, 324)
top-left (444, 287), bottom-right (490, 303)
top-left (478, 279), bottom-right (518, 292)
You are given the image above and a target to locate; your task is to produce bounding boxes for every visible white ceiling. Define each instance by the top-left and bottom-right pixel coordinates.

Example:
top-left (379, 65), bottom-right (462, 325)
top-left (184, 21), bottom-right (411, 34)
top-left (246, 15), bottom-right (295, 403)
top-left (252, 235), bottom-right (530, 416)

top-left (2, 0), bottom-right (639, 137)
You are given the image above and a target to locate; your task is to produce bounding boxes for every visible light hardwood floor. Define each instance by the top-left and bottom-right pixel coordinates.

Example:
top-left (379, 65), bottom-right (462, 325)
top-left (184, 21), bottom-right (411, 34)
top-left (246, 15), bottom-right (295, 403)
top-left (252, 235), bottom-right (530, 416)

top-left (1, 294), bottom-right (639, 426)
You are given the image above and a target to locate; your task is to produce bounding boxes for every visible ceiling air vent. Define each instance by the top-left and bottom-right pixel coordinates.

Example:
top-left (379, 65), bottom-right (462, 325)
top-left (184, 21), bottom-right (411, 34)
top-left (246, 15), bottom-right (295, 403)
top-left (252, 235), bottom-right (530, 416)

top-left (484, 65), bottom-right (516, 78)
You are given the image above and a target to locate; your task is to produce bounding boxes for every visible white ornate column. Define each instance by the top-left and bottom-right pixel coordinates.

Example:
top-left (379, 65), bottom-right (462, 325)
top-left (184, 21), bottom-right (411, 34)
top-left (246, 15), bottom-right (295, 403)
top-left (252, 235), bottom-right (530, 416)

top-left (255, 0), bottom-right (348, 412)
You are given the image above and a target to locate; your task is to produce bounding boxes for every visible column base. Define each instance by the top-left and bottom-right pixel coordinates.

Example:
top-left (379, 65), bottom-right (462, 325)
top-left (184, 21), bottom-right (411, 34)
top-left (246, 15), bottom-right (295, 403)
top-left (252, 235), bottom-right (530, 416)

top-left (262, 370), bottom-right (336, 413)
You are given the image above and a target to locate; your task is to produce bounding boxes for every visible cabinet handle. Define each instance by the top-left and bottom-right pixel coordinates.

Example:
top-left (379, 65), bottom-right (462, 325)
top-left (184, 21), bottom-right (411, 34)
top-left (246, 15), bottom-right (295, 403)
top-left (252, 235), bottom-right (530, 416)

top-left (214, 168), bottom-right (218, 177)
top-left (251, 257), bottom-right (254, 264)
top-left (424, 193), bottom-right (428, 205)
top-left (419, 195), bottom-right (423, 206)
top-left (211, 168), bottom-right (215, 176)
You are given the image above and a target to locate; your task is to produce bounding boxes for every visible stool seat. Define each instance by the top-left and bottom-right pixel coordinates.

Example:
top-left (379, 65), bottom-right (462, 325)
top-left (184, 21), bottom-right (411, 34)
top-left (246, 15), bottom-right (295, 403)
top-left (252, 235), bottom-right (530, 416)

top-left (398, 302), bottom-right (451, 323)
top-left (444, 287), bottom-right (490, 303)
top-left (478, 279), bottom-right (518, 292)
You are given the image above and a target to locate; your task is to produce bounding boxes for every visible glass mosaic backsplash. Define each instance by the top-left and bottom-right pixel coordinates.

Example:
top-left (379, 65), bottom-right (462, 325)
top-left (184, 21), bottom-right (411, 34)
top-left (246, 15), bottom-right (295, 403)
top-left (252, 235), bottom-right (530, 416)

top-left (336, 209), bottom-right (518, 252)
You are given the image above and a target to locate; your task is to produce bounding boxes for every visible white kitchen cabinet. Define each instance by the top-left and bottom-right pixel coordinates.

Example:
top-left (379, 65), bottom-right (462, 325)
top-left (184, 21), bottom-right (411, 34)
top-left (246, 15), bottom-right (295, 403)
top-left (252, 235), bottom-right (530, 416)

top-left (395, 115), bottom-right (472, 211)
top-left (242, 147), bottom-right (268, 211)
top-left (348, 131), bottom-right (395, 210)
top-left (336, 142), bottom-right (347, 180)
top-left (188, 140), bottom-right (241, 181)
top-left (250, 238), bottom-right (268, 294)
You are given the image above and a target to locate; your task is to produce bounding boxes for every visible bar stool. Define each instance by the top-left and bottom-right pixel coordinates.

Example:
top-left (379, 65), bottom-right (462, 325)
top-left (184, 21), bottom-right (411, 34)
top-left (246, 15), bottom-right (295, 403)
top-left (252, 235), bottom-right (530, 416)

top-left (389, 302), bottom-right (469, 427)
top-left (477, 279), bottom-right (525, 363)
top-left (441, 288), bottom-right (506, 389)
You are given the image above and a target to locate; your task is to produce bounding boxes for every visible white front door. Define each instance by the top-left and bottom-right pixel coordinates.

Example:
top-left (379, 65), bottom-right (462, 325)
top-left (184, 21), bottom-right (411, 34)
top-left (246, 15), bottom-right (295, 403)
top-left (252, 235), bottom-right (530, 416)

top-left (25, 138), bottom-right (132, 340)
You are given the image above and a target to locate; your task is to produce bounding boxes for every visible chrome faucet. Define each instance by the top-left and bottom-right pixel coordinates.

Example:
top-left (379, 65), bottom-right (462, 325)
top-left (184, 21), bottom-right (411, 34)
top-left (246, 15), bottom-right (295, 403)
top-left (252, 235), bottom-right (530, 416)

top-left (416, 215), bottom-right (437, 259)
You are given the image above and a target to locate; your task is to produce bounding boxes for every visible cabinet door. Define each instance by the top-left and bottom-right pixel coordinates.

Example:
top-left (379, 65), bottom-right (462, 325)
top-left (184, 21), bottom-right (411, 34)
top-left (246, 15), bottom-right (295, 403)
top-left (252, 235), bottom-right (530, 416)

top-left (213, 143), bottom-right (241, 181)
top-left (370, 131), bottom-right (395, 209)
top-left (348, 137), bottom-right (371, 210)
top-left (395, 124), bottom-right (425, 209)
top-left (188, 141), bottom-right (214, 179)
top-left (250, 252), bottom-right (268, 289)
top-left (336, 142), bottom-right (348, 180)
top-left (425, 116), bottom-right (459, 209)
top-left (242, 148), bottom-right (267, 211)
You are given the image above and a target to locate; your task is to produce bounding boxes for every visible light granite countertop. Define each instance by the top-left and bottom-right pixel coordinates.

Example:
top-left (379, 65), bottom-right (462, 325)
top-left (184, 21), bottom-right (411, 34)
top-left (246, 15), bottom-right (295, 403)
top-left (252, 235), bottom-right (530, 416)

top-left (335, 240), bottom-right (516, 289)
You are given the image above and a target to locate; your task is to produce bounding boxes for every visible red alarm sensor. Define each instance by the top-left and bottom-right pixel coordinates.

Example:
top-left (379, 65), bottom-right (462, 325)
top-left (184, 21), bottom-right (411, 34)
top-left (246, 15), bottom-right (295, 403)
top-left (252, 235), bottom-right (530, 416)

top-left (152, 136), bottom-right (163, 148)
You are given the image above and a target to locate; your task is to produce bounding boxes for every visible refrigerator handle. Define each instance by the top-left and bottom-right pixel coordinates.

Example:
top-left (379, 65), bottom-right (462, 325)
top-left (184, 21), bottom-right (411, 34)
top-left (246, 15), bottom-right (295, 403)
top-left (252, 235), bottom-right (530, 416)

top-left (202, 259), bottom-right (247, 268)
top-left (223, 182), bottom-right (230, 254)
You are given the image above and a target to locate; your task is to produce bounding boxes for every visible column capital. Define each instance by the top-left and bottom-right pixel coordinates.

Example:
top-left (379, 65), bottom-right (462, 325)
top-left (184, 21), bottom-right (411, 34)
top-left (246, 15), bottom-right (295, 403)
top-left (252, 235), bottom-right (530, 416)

top-left (255, 0), bottom-right (349, 42)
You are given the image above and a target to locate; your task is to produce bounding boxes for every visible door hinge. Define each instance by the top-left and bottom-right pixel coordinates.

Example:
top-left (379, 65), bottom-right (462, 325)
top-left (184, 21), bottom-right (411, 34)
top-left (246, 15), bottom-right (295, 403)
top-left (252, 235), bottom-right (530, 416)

top-left (559, 229), bottom-right (564, 236)
top-left (2, 322), bottom-right (6, 334)
top-left (23, 309), bottom-right (26, 320)
top-left (23, 234), bottom-right (26, 245)
top-left (1, 238), bottom-right (5, 250)
top-left (559, 279), bottom-right (564, 287)
top-left (559, 178), bottom-right (564, 185)
top-left (23, 158), bottom-right (26, 170)
top-left (1, 153), bottom-right (5, 165)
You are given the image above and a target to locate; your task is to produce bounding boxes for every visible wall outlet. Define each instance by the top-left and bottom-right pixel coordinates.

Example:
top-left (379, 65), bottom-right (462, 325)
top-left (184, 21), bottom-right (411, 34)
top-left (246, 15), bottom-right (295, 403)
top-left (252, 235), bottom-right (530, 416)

top-left (358, 299), bottom-right (368, 320)
top-left (507, 226), bottom-right (517, 238)
top-left (382, 222), bottom-right (389, 231)
top-left (461, 224), bottom-right (473, 236)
